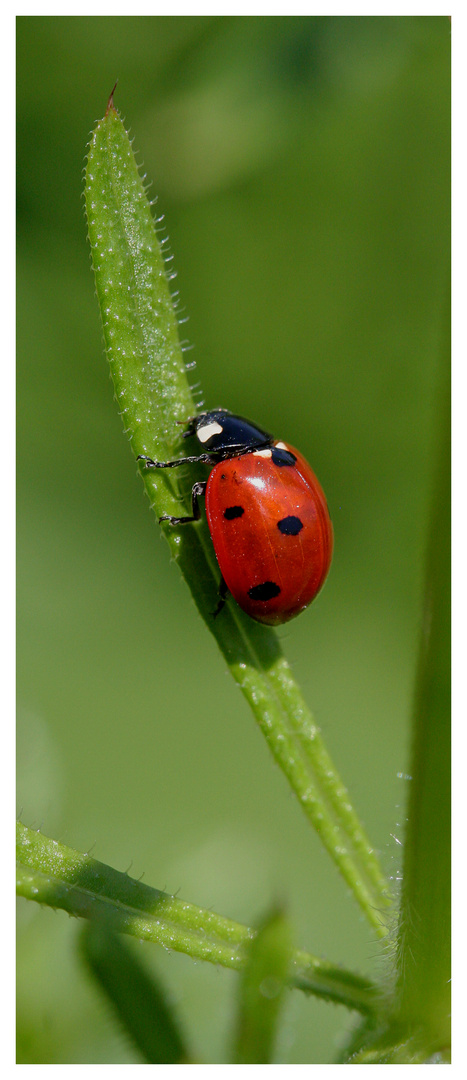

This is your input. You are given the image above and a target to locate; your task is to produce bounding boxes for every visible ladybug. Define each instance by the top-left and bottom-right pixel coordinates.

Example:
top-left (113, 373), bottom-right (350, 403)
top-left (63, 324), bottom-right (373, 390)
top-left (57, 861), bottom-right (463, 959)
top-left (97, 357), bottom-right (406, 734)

top-left (138, 409), bottom-right (333, 626)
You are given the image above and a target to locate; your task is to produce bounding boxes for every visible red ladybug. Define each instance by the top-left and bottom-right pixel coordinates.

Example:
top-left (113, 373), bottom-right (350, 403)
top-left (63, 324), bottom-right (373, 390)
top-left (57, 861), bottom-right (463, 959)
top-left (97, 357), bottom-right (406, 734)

top-left (138, 409), bottom-right (333, 626)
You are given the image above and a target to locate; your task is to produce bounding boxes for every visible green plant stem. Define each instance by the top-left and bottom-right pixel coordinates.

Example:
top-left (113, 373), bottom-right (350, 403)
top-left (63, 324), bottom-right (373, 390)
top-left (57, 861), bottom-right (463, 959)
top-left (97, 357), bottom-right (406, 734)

top-left (17, 822), bottom-right (379, 1017)
top-left (84, 96), bottom-right (391, 936)
top-left (213, 604), bottom-right (390, 936)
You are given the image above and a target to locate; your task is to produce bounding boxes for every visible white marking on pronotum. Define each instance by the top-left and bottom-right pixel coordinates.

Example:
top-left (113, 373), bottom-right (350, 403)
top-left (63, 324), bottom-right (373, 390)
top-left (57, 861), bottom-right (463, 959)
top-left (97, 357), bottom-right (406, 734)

top-left (275, 441), bottom-right (289, 451)
top-left (197, 421), bottom-right (224, 443)
top-left (253, 448), bottom-right (273, 458)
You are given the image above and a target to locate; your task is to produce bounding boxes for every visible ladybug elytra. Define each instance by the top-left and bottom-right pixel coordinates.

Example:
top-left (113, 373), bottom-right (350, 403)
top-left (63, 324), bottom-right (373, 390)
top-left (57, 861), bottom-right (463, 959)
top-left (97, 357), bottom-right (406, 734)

top-left (138, 409), bottom-right (333, 626)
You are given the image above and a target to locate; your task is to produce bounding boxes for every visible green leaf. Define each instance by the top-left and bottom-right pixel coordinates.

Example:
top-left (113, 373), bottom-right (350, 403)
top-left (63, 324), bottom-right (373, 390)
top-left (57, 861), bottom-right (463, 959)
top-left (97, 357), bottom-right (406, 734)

top-left (393, 293), bottom-right (451, 1057)
top-left (339, 295), bottom-right (451, 1067)
top-left (80, 921), bottom-right (189, 1063)
top-left (85, 91), bottom-right (194, 464)
top-left (84, 93), bottom-right (391, 932)
top-left (232, 905), bottom-right (291, 1064)
top-left (16, 822), bottom-right (380, 1017)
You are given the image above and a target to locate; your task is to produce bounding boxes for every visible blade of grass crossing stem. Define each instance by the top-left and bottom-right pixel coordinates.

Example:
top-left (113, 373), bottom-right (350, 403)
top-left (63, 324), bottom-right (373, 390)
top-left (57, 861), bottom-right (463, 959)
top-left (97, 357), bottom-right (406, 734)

top-left (16, 823), bottom-right (380, 1017)
top-left (80, 921), bottom-right (189, 1064)
top-left (85, 96), bottom-right (390, 934)
top-left (232, 906), bottom-right (291, 1064)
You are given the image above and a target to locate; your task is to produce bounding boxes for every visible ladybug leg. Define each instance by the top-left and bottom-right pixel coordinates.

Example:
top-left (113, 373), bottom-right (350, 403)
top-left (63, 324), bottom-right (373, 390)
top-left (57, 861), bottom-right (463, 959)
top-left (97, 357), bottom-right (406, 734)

top-left (159, 481), bottom-right (207, 525)
top-left (213, 576), bottom-right (229, 619)
top-left (137, 453), bottom-right (214, 469)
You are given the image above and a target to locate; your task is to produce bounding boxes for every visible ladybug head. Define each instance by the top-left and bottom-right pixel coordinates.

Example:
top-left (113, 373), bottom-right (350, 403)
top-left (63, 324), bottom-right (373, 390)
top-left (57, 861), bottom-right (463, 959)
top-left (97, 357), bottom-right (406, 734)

top-left (184, 410), bottom-right (272, 456)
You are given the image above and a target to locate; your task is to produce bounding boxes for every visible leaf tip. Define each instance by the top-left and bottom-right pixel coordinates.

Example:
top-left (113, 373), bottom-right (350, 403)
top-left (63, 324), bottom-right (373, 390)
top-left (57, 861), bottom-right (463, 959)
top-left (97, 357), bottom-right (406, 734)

top-left (105, 80), bottom-right (119, 117)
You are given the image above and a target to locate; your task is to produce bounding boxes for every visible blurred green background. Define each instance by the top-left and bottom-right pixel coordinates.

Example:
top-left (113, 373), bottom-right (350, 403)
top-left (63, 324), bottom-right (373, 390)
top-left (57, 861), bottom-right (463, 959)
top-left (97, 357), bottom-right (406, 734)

top-left (16, 16), bottom-right (450, 1064)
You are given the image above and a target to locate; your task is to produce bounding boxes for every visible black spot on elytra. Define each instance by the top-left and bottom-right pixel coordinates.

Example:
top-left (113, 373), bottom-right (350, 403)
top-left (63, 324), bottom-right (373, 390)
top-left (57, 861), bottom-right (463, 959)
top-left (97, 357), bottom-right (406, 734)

top-left (248, 581), bottom-right (281, 602)
top-left (277, 515), bottom-right (303, 536)
top-left (271, 447), bottom-right (297, 467)
top-left (224, 505), bottom-right (244, 520)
